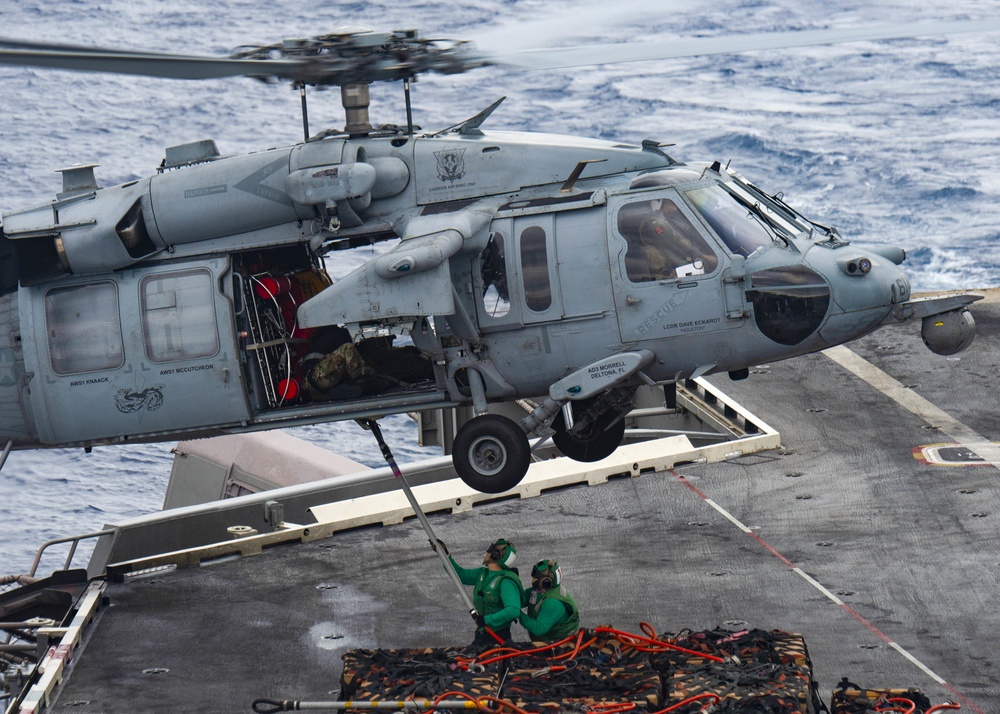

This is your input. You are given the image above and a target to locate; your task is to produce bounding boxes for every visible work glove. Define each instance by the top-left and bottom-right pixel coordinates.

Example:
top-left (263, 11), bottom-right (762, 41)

top-left (472, 612), bottom-right (486, 628)
top-left (431, 539), bottom-right (449, 555)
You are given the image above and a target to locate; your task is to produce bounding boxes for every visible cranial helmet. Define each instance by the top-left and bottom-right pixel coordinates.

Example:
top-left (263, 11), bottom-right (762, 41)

top-left (531, 559), bottom-right (561, 590)
top-left (488, 538), bottom-right (517, 568)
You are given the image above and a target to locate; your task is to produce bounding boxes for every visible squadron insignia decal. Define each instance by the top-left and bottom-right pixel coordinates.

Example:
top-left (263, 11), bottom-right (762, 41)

top-left (434, 148), bottom-right (466, 182)
top-left (114, 386), bottom-right (165, 414)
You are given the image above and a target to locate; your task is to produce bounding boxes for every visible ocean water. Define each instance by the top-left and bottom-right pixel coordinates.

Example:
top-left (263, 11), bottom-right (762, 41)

top-left (1, 0), bottom-right (998, 574)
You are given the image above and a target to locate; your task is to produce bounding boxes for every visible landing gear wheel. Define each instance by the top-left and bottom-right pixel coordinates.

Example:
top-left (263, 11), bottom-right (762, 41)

top-left (452, 414), bottom-right (531, 494)
top-left (552, 402), bottom-right (626, 463)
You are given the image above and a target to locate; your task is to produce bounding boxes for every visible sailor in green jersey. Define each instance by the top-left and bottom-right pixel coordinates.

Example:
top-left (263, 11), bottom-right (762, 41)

top-left (519, 560), bottom-right (580, 642)
top-left (438, 538), bottom-right (524, 647)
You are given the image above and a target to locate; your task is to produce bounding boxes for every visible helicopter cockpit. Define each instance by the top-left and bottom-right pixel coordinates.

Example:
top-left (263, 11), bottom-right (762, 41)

top-left (618, 198), bottom-right (720, 282)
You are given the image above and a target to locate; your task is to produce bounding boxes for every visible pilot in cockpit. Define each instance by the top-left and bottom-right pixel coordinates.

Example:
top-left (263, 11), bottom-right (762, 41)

top-left (633, 199), bottom-right (706, 280)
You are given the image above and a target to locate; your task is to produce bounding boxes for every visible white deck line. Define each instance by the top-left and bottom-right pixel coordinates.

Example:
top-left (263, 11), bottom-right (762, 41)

top-left (823, 345), bottom-right (1000, 468)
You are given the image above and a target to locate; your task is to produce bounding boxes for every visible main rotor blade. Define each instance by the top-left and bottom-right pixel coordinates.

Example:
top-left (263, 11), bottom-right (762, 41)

top-left (4, 18), bottom-right (999, 86)
top-left (0, 37), bottom-right (176, 55)
top-left (0, 43), bottom-right (301, 81)
top-left (487, 18), bottom-right (1000, 71)
top-left (0, 34), bottom-right (484, 86)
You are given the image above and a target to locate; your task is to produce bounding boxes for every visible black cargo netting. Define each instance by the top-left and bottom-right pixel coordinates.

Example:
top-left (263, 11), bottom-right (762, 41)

top-left (650, 627), bottom-right (816, 714)
top-left (830, 679), bottom-right (933, 714)
top-left (340, 647), bottom-right (499, 701)
top-left (502, 633), bottom-right (661, 708)
top-left (336, 625), bottom-right (955, 713)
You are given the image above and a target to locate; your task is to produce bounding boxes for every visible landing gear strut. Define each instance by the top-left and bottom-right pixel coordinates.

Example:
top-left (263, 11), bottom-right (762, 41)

top-left (452, 414), bottom-right (530, 494)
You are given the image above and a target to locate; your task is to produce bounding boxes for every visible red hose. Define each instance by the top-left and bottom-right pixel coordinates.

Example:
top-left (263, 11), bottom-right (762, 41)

top-left (594, 626), bottom-right (725, 664)
top-left (424, 691), bottom-right (532, 714)
top-left (473, 634), bottom-right (577, 666)
top-left (552, 630), bottom-right (596, 660)
top-left (477, 695), bottom-right (532, 714)
top-left (926, 704), bottom-right (960, 713)
top-left (650, 692), bottom-right (722, 713)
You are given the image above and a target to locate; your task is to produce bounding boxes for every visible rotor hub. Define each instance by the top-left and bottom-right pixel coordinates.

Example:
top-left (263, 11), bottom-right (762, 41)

top-left (228, 28), bottom-right (486, 87)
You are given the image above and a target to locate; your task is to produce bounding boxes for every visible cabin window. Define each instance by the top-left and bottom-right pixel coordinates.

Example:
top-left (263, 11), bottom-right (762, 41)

top-left (141, 269), bottom-right (220, 362)
top-left (480, 231), bottom-right (510, 318)
top-left (45, 281), bottom-right (125, 374)
top-left (618, 199), bottom-right (719, 282)
top-left (520, 225), bottom-right (551, 312)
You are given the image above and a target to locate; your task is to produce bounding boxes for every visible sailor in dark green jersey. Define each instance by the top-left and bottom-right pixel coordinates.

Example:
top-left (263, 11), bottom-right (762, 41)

top-left (440, 538), bottom-right (523, 647)
top-left (519, 560), bottom-right (580, 642)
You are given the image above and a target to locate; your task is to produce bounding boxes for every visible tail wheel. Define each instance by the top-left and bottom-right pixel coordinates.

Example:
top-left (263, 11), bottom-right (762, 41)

top-left (452, 414), bottom-right (530, 494)
top-left (552, 400), bottom-right (626, 463)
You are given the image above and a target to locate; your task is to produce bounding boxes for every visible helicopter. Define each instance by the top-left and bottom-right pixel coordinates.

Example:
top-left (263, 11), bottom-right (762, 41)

top-left (0, 22), bottom-right (987, 494)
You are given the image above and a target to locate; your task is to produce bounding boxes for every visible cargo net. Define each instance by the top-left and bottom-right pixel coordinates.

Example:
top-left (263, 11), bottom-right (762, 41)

top-left (647, 625), bottom-right (819, 714)
top-left (501, 629), bottom-right (661, 710)
top-left (338, 624), bottom-right (824, 713)
top-left (829, 678), bottom-right (935, 713)
top-left (340, 646), bottom-right (499, 702)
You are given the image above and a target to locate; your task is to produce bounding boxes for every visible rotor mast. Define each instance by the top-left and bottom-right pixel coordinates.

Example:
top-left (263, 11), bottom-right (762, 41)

top-left (341, 83), bottom-right (373, 137)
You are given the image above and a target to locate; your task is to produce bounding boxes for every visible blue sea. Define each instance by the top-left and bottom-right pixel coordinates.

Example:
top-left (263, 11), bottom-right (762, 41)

top-left (1, 0), bottom-right (998, 575)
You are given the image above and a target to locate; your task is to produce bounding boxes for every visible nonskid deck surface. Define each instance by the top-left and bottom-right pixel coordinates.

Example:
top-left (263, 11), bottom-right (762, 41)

top-left (45, 293), bottom-right (1000, 713)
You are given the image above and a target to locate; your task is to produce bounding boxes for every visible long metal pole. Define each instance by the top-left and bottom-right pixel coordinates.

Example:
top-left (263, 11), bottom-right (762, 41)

top-left (299, 83), bottom-right (310, 142)
top-left (0, 440), bottom-right (12, 473)
top-left (360, 420), bottom-right (484, 625)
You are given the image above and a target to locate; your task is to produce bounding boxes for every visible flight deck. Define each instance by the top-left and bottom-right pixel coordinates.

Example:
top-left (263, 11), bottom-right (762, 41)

top-left (2, 291), bottom-right (997, 713)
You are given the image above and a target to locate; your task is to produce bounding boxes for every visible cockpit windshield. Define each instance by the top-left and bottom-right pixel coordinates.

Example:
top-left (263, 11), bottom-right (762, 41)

top-left (726, 172), bottom-right (845, 246)
top-left (684, 184), bottom-right (776, 258)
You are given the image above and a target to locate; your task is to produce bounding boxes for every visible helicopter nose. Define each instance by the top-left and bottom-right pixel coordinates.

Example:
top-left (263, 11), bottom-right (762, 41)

top-left (816, 246), bottom-right (910, 346)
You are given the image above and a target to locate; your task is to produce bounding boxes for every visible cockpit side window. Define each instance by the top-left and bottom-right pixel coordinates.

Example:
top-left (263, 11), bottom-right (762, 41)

top-left (0, 229), bottom-right (18, 296)
top-left (618, 199), bottom-right (719, 283)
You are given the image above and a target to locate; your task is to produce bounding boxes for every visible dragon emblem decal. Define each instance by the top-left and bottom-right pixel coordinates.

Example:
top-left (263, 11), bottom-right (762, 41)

top-left (114, 385), bottom-right (165, 413)
top-left (434, 148), bottom-right (466, 182)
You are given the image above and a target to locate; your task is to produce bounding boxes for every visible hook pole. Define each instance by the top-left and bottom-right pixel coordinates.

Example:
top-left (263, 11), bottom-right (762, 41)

top-left (359, 419), bottom-right (502, 643)
top-left (299, 83), bottom-right (310, 141)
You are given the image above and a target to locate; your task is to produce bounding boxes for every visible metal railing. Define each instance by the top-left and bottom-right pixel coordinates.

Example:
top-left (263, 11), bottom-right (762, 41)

top-left (27, 529), bottom-right (115, 578)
